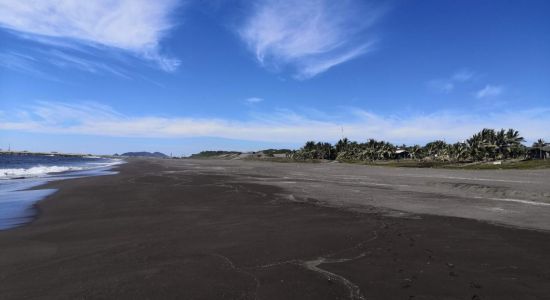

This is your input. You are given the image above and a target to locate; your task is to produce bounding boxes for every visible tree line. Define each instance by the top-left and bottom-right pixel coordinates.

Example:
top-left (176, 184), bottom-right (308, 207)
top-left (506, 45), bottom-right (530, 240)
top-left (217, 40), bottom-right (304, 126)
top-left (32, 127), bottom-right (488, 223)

top-left (290, 128), bottom-right (548, 162)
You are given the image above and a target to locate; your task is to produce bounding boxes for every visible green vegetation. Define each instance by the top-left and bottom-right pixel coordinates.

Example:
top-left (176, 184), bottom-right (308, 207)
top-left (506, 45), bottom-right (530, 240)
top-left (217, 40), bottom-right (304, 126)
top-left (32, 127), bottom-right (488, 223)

top-left (290, 128), bottom-right (549, 168)
top-left (187, 129), bottom-right (548, 169)
top-left (189, 151), bottom-right (242, 158)
top-left (259, 149), bottom-right (293, 157)
top-left (343, 159), bottom-right (550, 170)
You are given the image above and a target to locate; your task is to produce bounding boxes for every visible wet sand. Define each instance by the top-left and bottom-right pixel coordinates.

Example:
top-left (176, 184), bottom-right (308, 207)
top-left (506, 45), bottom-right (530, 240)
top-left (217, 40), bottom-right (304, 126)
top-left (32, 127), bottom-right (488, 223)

top-left (1, 159), bottom-right (549, 299)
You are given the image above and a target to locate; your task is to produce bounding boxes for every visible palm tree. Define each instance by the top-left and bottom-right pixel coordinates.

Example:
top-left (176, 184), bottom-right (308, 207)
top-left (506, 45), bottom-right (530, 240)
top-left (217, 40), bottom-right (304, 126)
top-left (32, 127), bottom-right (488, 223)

top-left (461, 128), bottom-right (527, 161)
top-left (409, 145), bottom-right (422, 160)
top-left (467, 133), bottom-right (483, 161)
top-left (533, 139), bottom-right (546, 159)
top-left (291, 128), bottom-right (527, 163)
top-left (303, 141), bottom-right (316, 151)
top-left (505, 129), bottom-right (525, 145)
top-left (335, 138), bottom-right (349, 154)
top-left (505, 129), bottom-right (525, 158)
top-left (448, 142), bottom-right (468, 162)
top-left (495, 129), bottom-right (507, 159)
top-left (425, 140), bottom-right (447, 160)
top-left (480, 128), bottom-right (497, 160)
top-left (377, 142), bottom-right (395, 160)
top-left (317, 142), bottom-right (334, 160)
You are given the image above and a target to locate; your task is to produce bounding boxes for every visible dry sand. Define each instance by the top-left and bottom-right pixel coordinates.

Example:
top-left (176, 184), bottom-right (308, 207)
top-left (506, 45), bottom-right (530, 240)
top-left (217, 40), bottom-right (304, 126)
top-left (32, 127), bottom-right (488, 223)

top-left (0, 158), bottom-right (549, 299)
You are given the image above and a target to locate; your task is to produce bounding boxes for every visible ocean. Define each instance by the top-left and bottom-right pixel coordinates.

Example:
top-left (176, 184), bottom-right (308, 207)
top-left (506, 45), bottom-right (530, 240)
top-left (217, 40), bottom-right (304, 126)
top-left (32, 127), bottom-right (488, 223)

top-left (0, 153), bottom-right (122, 230)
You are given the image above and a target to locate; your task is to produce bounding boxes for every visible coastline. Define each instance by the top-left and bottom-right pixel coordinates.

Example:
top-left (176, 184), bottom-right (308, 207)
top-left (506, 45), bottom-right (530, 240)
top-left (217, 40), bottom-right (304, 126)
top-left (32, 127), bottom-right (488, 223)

top-left (0, 161), bottom-right (123, 230)
top-left (1, 158), bottom-right (549, 299)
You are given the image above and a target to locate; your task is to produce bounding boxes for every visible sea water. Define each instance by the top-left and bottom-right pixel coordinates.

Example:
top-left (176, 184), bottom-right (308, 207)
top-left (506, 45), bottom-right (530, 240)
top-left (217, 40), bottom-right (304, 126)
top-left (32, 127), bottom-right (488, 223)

top-left (0, 153), bottom-right (123, 230)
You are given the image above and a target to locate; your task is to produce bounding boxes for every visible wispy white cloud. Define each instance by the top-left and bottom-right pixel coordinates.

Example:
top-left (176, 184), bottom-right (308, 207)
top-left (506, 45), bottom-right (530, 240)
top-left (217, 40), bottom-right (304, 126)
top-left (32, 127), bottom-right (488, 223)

top-left (238, 0), bottom-right (385, 79)
top-left (452, 69), bottom-right (476, 82)
top-left (0, 51), bottom-right (39, 74)
top-left (0, 51), bottom-right (63, 81)
top-left (427, 69), bottom-right (477, 93)
top-left (245, 97), bottom-right (264, 103)
top-left (48, 50), bottom-right (132, 78)
top-left (1, 101), bottom-right (548, 145)
top-left (476, 85), bottom-right (503, 99)
top-left (0, 50), bottom-right (132, 79)
top-left (297, 42), bottom-right (374, 80)
top-left (0, 0), bottom-right (181, 71)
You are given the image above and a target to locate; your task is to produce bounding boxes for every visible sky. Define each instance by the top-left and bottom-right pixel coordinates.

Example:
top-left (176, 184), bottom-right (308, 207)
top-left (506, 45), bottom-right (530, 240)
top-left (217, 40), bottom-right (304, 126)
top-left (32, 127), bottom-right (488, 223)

top-left (0, 0), bottom-right (549, 155)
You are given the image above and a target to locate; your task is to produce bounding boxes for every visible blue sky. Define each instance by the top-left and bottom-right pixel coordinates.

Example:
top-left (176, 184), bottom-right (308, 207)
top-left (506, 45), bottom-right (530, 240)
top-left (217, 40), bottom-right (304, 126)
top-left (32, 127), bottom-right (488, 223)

top-left (1, 0), bottom-right (549, 155)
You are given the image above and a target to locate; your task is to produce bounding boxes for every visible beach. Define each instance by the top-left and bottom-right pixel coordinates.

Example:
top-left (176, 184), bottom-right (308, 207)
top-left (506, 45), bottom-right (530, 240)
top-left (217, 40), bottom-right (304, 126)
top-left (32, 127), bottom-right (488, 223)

top-left (1, 158), bottom-right (549, 299)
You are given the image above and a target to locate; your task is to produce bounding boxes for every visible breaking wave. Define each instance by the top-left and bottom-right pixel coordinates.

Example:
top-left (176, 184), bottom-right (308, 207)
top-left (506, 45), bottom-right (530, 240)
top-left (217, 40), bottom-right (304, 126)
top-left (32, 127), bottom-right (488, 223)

top-left (0, 165), bottom-right (84, 179)
top-left (0, 160), bottom-right (123, 179)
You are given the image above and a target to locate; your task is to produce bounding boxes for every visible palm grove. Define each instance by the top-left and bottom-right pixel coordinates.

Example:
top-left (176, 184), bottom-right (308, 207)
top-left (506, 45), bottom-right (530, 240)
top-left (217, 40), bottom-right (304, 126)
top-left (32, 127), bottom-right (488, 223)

top-left (290, 128), bottom-right (548, 162)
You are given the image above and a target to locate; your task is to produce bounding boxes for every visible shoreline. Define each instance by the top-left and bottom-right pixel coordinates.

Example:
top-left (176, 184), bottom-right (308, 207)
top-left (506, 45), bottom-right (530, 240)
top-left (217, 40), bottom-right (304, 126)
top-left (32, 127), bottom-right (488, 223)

top-left (1, 158), bottom-right (549, 299)
top-left (0, 162), bottom-right (123, 230)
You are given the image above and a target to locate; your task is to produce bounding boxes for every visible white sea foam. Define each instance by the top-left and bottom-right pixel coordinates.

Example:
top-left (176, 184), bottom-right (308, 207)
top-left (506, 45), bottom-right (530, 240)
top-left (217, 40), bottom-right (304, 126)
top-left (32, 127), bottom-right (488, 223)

top-left (0, 159), bottom-right (123, 179)
top-left (0, 166), bottom-right (84, 179)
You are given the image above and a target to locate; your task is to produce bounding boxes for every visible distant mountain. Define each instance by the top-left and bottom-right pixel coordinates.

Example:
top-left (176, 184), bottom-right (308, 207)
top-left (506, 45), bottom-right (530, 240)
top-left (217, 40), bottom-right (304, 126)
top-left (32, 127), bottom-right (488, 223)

top-left (120, 151), bottom-right (169, 158)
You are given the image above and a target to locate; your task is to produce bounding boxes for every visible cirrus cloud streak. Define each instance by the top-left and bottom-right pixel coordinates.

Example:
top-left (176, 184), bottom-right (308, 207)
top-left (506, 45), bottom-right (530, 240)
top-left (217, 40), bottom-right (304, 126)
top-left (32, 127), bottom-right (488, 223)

top-left (0, 0), bottom-right (181, 71)
top-left (238, 0), bottom-right (385, 79)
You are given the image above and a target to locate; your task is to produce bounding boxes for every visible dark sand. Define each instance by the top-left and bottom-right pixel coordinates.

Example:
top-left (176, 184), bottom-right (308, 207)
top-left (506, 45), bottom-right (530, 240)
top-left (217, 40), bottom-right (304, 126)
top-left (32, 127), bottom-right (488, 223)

top-left (1, 159), bottom-right (549, 299)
